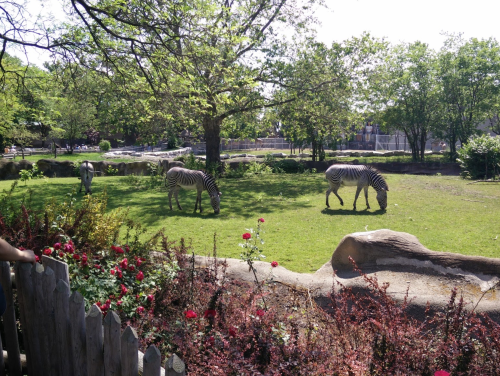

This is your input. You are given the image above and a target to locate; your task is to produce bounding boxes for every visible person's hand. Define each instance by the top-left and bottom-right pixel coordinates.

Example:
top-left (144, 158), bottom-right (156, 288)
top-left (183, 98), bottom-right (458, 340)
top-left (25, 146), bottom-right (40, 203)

top-left (18, 249), bottom-right (36, 265)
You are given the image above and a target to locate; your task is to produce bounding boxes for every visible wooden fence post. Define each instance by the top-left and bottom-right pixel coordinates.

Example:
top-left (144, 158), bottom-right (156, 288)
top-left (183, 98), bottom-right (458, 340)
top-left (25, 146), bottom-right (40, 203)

top-left (143, 345), bottom-right (161, 376)
top-left (33, 263), bottom-right (50, 376)
top-left (69, 291), bottom-right (87, 376)
top-left (54, 279), bottom-right (73, 375)
top-left (42, 266), bottom-right (58, 375)
top-left (121, 326), bottom-right (138, 376)
top-left (42, 256), bottom-right (70, 287)
top-left (165, 354), bottom-right (185, 376)
top-left (15, 262), bottom-right (43, 376)
top-left (86, 304), bottom-right (104, 376)
top-left (0, 261), bottom-right (22, 376)
top-left (103, 310), bottom-right (121, 376)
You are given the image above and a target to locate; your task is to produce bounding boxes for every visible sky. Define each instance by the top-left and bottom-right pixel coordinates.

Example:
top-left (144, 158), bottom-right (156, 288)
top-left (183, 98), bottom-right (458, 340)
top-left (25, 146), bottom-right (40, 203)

top-left (11, 0), bottom-right (500, 66)
top-left (313, 0), bottom-right (500, 50)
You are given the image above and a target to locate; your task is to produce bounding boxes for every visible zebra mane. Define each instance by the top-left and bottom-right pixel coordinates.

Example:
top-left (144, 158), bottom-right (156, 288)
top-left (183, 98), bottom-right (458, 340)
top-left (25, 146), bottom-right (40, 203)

top-left (365, 165), bottom-right (389, 191)
top-left (201, 170), bottom-right (221, 193)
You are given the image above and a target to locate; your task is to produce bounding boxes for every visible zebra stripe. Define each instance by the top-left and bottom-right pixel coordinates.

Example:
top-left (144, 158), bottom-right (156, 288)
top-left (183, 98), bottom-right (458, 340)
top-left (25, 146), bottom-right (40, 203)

top-left (166, 167), bottom-right (221, 214)
top-left (325, 164), bottom-right (389, 210)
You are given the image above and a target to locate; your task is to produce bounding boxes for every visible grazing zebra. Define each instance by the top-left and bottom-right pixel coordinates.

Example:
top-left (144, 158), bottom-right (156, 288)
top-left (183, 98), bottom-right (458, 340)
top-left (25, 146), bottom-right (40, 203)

top-left (166, 167), bottom-right (221, 214)
top-left (79, 161), bottom-right (94, 194)
top-left (325, 164), bottom-right (389, 210)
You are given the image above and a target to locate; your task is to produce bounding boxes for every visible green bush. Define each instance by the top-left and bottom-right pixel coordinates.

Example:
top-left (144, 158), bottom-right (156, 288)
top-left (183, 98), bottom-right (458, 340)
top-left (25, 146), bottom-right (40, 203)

top-left (99, 140), bottom-right (111, 152)
top-left (457, 134), bottom-right (500, 179)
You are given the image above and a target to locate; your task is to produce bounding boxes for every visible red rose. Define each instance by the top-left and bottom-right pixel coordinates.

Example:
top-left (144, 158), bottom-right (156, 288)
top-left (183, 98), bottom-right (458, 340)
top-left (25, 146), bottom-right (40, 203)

top-left (129, 265), bottom-right (135, 272)
top-left (258, 218), bottom-right (265, 223)
top-left (35, 255), bottom-right (40, 262)
top-left (115, 247), bottom-right (124, 254)
top-left (117, 300), bottom-right (123, 306)
top-left (434, 372), bottom-right (450, 376)
top-left (136, 258), bottom-right (142, 267)
top-left (43, 248), bottom-right (52, 256)
top-left (204, 309), bottom-right (217, 319)
top-left (125, 245), bottom-right (130, 252)
top-left (256, 309), bottom-right (265, 317)
top-left (229, 327), bottom-right (237, 337)
top-left (110, 269), bottom-right (116, 275)
top-left (96, 301), bottom-right (102, 307)
top-left (136, 306), bottom-right (145, 314)
top-left (58, 252), bottom-right (64, 258)
top-left (94, 264), bottom-right (101, 269)
top-left (271, 261), bottom-right (279, 268)
top-left (184, 310), bottom-right (197, 319)
top-left (136, 271), bottom-right (144, 282)
top-left (242, 233), bottom-right (251, 240)
top-left (53, 243), bottom-right (62, 250)
top-left (120, 284), bottom-right (128, 295)
top-left (119, 258), bottom-right (128, 269)
top-left (73, 254), bottom-right (80, 260)
top-left (147, 294), bottom-right (154, 302)
top-left (82, 254), bottom-right (88, 262)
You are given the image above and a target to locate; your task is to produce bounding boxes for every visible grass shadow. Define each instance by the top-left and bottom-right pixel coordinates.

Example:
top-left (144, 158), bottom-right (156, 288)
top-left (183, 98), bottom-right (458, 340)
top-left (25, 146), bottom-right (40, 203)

top-left (321, 208), bottom-right (387, 216)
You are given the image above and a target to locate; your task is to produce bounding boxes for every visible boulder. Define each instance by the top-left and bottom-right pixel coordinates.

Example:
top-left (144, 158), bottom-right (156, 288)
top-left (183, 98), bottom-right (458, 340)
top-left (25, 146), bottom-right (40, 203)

top-left (331, 229), bottom-right (500, 279)
top-left (36, 159), bottom-right (74, 178)
top-left (0, 159), bottom-right (33, 180)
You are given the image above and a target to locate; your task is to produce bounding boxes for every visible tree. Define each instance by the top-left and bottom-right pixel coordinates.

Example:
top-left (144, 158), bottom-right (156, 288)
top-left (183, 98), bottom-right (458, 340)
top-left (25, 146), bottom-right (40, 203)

top-left (436, 35), bottom-right (500, 160)
top-left (61, 0), bottom-right (328, 168)
top-left (4, 123), bottom-right (37, 159)
top-left (373, 42), bottom-right (440, 161)
top-left (276, 36), bottom-right (383, 161)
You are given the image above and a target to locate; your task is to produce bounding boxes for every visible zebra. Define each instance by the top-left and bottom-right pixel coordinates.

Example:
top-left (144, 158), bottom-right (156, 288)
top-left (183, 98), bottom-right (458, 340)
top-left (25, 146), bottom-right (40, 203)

top-left (79, 161), bottom-right (94, 194)
top-left (325, 164), bottom-right (389, 210)
top-left (166, 167), bottom-right (221, 214)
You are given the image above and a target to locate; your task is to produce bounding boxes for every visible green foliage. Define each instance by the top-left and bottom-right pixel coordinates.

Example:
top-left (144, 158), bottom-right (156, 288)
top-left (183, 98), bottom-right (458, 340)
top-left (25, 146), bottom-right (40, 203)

top-left (105, 165), bottom-right (119, 176)
top-left (99, 140), bottom-right (111, 152)
top-left (223, 162), bottom-right (246, 178)
top-left (19, 164), bottom-right (46, 185)
top-left (175, 153), bottom-right (206, 170)
top-left (245, 161), bottom-right (273, 175)
top-left (457, 134), bottom-right (500, 179)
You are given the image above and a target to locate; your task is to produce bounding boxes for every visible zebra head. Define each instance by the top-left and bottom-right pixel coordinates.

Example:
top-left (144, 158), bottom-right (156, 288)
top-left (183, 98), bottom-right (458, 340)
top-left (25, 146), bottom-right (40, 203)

top-left (210, 192), bottom-right (221, 214)
top-left (376, 188), bottom-right (388, 210)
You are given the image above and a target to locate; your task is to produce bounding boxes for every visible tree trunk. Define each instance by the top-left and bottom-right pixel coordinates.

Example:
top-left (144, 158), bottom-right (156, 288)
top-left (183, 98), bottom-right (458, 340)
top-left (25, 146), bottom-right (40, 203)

top-left (203, 116), bottom-right (222, 170)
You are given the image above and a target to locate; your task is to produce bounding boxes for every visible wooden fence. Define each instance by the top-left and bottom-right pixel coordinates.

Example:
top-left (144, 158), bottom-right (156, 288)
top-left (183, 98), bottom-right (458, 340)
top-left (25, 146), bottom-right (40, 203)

top-left (0, 256), bottom-right (185, 376)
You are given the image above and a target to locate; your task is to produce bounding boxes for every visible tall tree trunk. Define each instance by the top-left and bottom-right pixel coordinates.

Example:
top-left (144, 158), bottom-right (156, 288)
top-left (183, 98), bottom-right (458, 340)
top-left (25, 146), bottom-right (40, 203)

top-left (203, 116), bottom-right (222, 170)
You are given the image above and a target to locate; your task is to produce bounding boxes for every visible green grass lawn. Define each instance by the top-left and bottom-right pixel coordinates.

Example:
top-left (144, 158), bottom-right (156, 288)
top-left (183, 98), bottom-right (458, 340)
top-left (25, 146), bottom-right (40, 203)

top-left (1, 173), bottom-right (498, 273)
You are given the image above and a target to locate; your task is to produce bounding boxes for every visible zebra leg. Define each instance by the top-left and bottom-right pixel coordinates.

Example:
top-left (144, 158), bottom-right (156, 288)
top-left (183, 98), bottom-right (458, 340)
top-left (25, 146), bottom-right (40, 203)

top-left (353, 186), bottom-right (363, 210)
top-left (168, 189), bottom-right (174, 210)
top-left (333, 186), bottom-right (344, 207)
top-left (325, 188), bottom-right (331, 208)
top-left (174, 187), bottom-right (183, 210)
top-left (363, 186), bottom-right (370, 209)
top-left (194, 190), bottom-right (203, 213)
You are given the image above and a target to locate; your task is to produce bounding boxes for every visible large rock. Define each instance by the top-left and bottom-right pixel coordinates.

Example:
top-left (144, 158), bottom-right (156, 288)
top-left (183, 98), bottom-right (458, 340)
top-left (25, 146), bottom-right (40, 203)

top-left (331, 229), bottom-right (500, 278)
top-left (36, 159), bottom-right (75, 178)
top-left (0, 159), bottom-right (33, 180)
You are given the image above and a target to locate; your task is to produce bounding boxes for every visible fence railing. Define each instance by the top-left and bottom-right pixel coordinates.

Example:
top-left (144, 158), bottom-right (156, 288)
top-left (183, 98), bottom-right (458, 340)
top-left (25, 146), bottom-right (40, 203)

top-left (0, 256), bottom-right (185, 376)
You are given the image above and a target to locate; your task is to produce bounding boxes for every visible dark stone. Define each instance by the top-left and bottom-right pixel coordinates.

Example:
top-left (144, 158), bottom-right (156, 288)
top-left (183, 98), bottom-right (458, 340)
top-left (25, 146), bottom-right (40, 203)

top-left (0, 159), bottom-right (33, 180)
top-left (36, 159), bottom-right (75, 178)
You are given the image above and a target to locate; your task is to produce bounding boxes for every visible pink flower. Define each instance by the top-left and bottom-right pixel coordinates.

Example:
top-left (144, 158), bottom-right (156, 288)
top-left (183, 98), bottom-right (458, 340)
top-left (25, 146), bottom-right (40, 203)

top-left (73, 254), bottom-right (80, 260)
top-left (82, 254), bottom-right (88, 262)
top-left (129, 265), bottom-right (135, 272)
top-left (112, 245), bottom-right (124, 254)
top-left (120, 284), bottom-right (128, 295)
top-left (58, 252), bottom-right (64, 258)
top-left (136, 258), bottom-right (142, 267)
top-left (53, 243), bottom-right (62, 250)
top-left (271, 261), bottom-right (279, 268)
top-left (136, 271), bottom-right (144, 282)
top-left (64, 243), bottom-right (74, 254)
top-left (434, 372), bottom-right (450, 376)
top-left (94, 264), bottom-right (101, 269)
top-left (101, 303), bottom-right (109, 311)
top-left (204, 309), bottom-right (217, 319)
top-left (256, 309), bottom-right (265, 317)
top-left (125, 245), bottom-right (130, 252)
top-left (136, 306), bottom-right (145, 314)
top-left (35, 255), bottom-right (40, 262)
top-left (258, 218), bottom-right (265, 223)
top-left (147, 294), bottom-right (154, 302)
top-left (117, 300), bottom-right (123, 306)
top-left (43, 248), bottom-right (52, 256)
top-left (96, 301), bottom-right (102, 307)
top-left (110, 269), bottom-right (116, 275)
top-left (184, 310), bottom-right (197, 319)
top-left (242, 233), bottom-right (251, 240)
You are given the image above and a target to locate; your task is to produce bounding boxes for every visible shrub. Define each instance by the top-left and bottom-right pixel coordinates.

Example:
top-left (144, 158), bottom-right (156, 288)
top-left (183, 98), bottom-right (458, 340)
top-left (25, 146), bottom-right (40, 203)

top-left (99, 140), bottom-right (111, 152)
top-left (457, 134), bottom-right (500, 179)
top-left (19, 164), bottom-right (46, 185)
